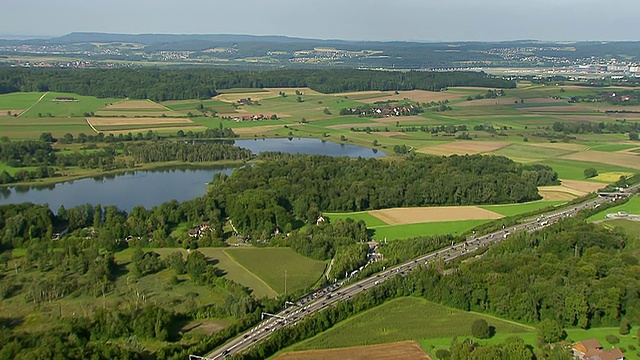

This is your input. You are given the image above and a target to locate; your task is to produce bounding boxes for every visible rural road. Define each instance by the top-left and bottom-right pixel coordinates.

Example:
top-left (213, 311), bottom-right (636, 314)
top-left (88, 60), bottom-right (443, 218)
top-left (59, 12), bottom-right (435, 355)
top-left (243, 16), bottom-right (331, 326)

top-left (194, 184), bottom-right (640, 360)
top-left (18, 91), bottom-right (48, 118)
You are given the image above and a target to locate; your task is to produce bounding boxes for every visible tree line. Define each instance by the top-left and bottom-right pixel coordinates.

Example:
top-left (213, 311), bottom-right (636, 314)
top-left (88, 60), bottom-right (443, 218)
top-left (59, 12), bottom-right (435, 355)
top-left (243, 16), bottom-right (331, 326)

top-left (0, 68), bottom-right (515, 101)
top-left (0, 130), bottom-right (247, 184)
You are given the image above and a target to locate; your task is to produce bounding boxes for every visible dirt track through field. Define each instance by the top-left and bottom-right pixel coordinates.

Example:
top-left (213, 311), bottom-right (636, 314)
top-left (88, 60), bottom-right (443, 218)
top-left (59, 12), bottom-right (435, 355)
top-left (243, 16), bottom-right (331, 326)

top-left (275, 341), bottom-right (431, 360)
top-left (369, 206), bottom-right (503, 225)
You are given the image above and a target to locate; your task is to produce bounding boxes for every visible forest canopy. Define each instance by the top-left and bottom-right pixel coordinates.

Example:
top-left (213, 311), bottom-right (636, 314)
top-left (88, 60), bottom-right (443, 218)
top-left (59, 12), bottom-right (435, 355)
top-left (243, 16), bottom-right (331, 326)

top-left (0, 68), bottom-right (515, 101)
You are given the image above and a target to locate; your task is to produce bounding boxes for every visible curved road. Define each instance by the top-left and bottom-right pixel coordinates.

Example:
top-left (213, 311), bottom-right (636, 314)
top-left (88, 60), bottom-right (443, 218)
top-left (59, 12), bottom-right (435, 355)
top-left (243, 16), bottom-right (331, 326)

top-left (194, 185), bottom-right (638, 360)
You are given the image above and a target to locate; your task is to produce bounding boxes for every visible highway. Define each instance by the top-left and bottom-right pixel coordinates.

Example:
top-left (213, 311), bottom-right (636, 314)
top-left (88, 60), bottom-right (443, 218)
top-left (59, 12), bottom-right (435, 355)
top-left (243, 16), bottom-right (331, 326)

top-left (194, 184), bottom-right (638, 360)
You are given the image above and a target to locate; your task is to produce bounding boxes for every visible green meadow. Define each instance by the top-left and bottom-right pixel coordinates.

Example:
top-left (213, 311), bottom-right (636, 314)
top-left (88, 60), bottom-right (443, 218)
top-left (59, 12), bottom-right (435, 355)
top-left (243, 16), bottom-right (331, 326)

top-left (290, 297), bottom-right (533, 351)
top-left (371, 219), bottom-right (491, 241)
top-left (480, 200), bottom-right (566, 216)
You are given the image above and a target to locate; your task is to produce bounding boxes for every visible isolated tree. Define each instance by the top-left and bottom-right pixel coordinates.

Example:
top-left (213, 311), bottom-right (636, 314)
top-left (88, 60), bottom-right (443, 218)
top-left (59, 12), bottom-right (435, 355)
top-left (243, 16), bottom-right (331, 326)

top-left (583, 168), bottom-right (598, 179)
top-left (537, 319), bottom-right (564, 346)
top-left (472, 319), bottom-right (491, 339)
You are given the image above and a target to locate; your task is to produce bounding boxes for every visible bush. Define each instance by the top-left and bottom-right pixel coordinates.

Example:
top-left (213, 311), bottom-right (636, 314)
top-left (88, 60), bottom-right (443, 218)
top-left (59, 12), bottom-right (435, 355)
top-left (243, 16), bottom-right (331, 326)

top-left (435, 349), bottom-right (451, 360)
top-left (628, 344), bottom-right (636, 351)
top-left (619, 317), bottom-right (631, 335)
top-left (584, 168), bottom-right (598, 179)
top-left (605, 334), bottom-right (620, 344)
top-left (472, 319), bottom-right (491, 339)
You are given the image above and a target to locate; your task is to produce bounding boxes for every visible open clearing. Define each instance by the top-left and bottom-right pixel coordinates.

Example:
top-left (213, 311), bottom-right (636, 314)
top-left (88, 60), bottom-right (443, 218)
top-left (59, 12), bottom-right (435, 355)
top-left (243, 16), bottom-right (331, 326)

top-left (292, 297), bottom-right (532, 351)
top-left (277, 341), bottom-right (430, 360)
top-left (369, 206), bottom-right (503, 225)
top-left (101, 99), bottom-right (167, 110)
top-left (417, 141), bottom-right (509, 156)
top-left (561, 150), bottom-right (640, 170)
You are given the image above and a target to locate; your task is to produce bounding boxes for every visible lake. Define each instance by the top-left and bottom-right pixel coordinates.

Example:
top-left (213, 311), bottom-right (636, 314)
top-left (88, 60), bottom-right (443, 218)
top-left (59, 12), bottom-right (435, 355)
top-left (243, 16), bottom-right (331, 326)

top-left (0, 138), bottom-right (385, 212)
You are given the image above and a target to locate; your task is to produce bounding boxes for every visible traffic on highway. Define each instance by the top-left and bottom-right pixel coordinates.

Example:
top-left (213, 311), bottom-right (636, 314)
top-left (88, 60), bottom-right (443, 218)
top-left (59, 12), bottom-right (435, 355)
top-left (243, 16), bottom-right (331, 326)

top-left (194, 184), bottom-right (638, 359)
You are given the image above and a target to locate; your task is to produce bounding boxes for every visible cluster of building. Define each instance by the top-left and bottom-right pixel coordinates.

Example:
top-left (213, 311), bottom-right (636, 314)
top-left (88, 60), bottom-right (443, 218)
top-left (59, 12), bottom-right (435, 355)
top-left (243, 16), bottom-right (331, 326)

top-left (342, 103), bottom-right (422, 117)
top-left (187, 223), bottom-right (212, 238)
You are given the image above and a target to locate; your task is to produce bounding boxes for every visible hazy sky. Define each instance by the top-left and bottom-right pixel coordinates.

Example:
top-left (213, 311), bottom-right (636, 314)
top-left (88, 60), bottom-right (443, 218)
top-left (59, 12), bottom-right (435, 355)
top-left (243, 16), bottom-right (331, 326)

top-left (2, 0), bottom-right (639, 41)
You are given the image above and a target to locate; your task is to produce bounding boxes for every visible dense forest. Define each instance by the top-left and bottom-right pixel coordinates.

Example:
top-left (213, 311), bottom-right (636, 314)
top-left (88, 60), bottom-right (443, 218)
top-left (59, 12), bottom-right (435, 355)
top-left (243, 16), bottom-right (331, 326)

top-left (0, 68), bottom-right (515, 101)
top-left (212, 153), bottom-right (556, 234)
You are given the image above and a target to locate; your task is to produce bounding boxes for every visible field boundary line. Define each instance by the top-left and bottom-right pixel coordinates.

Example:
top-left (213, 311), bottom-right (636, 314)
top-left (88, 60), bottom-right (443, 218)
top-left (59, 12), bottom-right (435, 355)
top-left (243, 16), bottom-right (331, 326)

top-left (85, 118), bottom-right (99, 133)
top-left (223, 249), bottom-right (279, 297)
top-left (150, 99), bottom-right (173, 111)
top-left (467, 310), bottom-right (535, 330)
top-left (18, 91), bottom-right (48, 118)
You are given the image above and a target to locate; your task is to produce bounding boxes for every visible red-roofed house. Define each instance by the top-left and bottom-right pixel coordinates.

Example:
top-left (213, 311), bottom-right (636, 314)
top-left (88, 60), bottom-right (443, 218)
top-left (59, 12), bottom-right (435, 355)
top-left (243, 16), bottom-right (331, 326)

top-left (572, 339), bottom-right (626, 360)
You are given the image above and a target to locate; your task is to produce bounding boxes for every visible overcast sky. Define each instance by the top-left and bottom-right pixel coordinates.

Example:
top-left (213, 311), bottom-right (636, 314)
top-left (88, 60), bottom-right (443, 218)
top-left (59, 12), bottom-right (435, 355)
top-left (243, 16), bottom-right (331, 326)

top-left (2, 0), bottom-right (639, 42)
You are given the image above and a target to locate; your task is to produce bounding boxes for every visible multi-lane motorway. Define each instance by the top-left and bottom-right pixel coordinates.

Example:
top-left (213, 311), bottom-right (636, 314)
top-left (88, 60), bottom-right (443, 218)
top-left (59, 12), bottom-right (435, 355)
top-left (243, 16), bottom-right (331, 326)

top-left (194, 184), bottom-right (639, 360)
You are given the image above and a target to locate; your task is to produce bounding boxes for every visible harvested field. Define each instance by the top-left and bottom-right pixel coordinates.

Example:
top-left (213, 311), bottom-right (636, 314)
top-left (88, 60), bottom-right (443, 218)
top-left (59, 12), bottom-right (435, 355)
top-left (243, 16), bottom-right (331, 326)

top-left (527, 142), bottom-right (589, 152)
top-left (561, 179), bottom-right (607, 193)
top-left (369, 206), bottom-right (503, 225)
top-left (522, 104), bottom-right (593, 112)
top-left (342, 90), bottom-right (462, 104)
top-left (276, 341), bottom-right (430, 360)
top-left (373, 115), bottom-right (434, 124)
top-left (231, 125), bottom-right (283, 134)
top-left (86, 117), bottom-right (194, 127)
top-left (561, 151), bottom-right (640, 170)
top-left (538, 190), bottom-right (577, 201)
top-left (539, 180), bottom-right (603, 198)
top-left (417, 141), bottom-right (509, 156)
top-left (378, 131), bottom-right (405, 137)
top-left (101, 99), bottom-right (166, 110)
top-left (327, 122), bottom-right (382, 130)
top-left (456, 97), bottom-right (521, 106)
top-left (103, 126), bottom-right (207, 134)
top-left (216, 88), bottom-right (322, 103)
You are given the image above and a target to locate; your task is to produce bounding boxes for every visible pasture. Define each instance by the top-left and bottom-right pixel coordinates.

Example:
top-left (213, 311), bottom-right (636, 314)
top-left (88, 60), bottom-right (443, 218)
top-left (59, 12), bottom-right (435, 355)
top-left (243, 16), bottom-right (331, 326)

top-left (290, 297), bottom-right (532, 351)
top-left (324, 211), bottom-right (389, 227)
top-left (371, 219), bottom-right (491, 240)
top-left (146, 247), bottom-right (325, 298)
top-left (0, 92), bottom-right (47, 115)
top-left (20, 92), bottom-right (122, 118)
top-left (480, 200), bottom-right (566, 216)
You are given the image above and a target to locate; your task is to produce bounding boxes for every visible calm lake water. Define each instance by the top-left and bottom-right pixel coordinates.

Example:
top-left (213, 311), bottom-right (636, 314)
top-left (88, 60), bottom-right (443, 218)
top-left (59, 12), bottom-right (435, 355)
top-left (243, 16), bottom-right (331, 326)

top-left (0, 138), bottom-right (385, 212)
